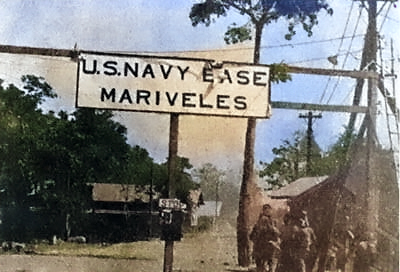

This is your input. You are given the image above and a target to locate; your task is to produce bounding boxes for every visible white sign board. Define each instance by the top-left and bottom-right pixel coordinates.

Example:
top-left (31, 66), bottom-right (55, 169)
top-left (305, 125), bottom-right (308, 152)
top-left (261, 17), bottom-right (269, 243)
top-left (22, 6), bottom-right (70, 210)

top-left (76, 52), bottom-right (271, 118)
top-left (159, 198), bottom-right (186, 210)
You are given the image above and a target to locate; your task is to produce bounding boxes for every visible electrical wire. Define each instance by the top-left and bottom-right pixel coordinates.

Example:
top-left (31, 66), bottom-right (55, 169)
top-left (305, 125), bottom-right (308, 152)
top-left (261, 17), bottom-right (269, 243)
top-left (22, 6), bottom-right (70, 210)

top-left (339, 81), bottom-right (358, 105)
top-left (287, 49), bottom-right (363, 65)
top-left (379, 38), bottom-right (395, 150)
top-left (330, 0), bottom-right (397, 111)
top-left (378, 1), bottom-right (393, 33)
top-left (129, 35), bottom-right (364, 56)
top-left (317, 0), bottom-right (356, 106)
top-left (319, 2), bottom-right (366, 108)
top-left (260, 35), bottom-right (364, 50)
top-left (325, 8), bottom-right (364, 106)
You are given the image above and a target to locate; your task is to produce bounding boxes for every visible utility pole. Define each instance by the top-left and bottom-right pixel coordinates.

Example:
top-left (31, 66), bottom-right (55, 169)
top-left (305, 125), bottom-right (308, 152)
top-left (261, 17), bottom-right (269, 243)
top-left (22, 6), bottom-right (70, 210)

top-left (164, 113), bottom-right (179, 272)
top-left (346, 0), bottom-right (380, 237)
top-left (365, 0), bottom-right (379, 236)
top-left (299, 111), bottom-right (322, 175)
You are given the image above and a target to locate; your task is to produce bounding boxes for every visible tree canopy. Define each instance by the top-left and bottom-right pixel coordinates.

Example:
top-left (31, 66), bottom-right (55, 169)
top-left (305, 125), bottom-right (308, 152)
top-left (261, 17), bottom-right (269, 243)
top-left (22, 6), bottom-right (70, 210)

top-left (192, 163), bottom-right (225, 200)
top-left (0, 75), bottom-right (196, 241)
top-left (190, 0), bottom-right (333, 43)
top-left (192, 163), bottom-right (239, 222)
top-left (259, 128), bottom-right (358, 189)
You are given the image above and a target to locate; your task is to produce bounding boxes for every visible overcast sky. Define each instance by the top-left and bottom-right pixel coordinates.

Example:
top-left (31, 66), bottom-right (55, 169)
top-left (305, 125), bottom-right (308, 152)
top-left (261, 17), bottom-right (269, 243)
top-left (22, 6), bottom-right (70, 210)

top-left (0, 0), bottom-right (398, 180)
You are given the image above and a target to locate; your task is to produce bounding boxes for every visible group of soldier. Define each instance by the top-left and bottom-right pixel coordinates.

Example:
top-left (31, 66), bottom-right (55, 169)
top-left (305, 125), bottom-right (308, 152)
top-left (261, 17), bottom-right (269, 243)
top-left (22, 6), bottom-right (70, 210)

top-left (250, 204), bottom-right (316, 272)
top-left (250, 203), bottom-right (379, 272)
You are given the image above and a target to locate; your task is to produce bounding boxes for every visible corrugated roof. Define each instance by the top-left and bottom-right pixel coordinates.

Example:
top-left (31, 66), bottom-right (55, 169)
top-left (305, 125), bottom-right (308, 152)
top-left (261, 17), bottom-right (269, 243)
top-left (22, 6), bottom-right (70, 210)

top-left (196, 201), bottom-right (223, 217)
top-left (266, 176), bottom-right (329, 199)
top-left (92, 183), bottom-right (161, 203)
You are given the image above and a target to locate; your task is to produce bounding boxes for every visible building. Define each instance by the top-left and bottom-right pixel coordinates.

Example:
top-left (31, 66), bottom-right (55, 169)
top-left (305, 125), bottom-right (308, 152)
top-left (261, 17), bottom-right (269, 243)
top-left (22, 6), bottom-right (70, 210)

top-left (90, 183), bottom-right (161, 242)
top-left (266, 176), bottom-right (328, 199)
top-left (266, 147), bottom-right (398, 272)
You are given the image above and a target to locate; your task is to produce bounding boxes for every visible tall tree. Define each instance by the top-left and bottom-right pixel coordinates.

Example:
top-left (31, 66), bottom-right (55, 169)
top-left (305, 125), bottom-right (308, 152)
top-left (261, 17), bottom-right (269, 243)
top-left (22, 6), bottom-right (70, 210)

top-left (160, 156), bottom-right (196, 201)
top-left (190, 0), bottom-right (332, 266)
top-left (40, 108), bottom-right (132, 238)
top-left (318, 127), bottom-right (357, 174)
top-left (0, 76), bottom-right (58, 240)
top-left (259, 130), bottom-right (323, 188)
top-left (192, 163), bottom-right (225, 200)
top-left (0, 77), bottom-right (138, 239)
top-left (259, 131), bottom-right (304, 188)
top-left (192, 163), bottom-right (241, 223)
top-left (259, 128), bottom-right (357, 189)
top-left (124, 145), bottom-right (156, 185)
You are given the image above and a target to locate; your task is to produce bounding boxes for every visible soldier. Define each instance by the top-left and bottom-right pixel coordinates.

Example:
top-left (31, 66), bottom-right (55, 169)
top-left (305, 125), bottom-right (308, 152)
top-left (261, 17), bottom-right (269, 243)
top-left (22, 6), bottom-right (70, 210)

top-left (278, 209), bottom-right (316, 272)
top-left (250, 204), bottom-right (281, 272)
top-left (352, 232), bottom-right (377, 272)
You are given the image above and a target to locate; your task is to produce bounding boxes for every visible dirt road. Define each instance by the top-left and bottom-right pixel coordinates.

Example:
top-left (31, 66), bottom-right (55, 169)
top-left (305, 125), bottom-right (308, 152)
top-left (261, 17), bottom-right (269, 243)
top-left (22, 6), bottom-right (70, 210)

top-left (0, 222), bottom-right (244, 272)
top-left (0, 254), bottom-right (161, 272)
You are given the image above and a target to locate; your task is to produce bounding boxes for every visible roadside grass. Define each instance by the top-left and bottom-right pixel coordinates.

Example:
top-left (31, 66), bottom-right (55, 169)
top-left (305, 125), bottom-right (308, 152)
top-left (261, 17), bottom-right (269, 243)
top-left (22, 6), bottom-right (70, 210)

top-left (30, 217), bottom-right (220, 260)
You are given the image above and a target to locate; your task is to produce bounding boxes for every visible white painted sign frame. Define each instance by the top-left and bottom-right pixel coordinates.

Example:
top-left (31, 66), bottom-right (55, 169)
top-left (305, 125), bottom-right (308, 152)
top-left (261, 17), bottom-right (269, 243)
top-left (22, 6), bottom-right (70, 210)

top-left (76, 51), bottom-right (271, 118)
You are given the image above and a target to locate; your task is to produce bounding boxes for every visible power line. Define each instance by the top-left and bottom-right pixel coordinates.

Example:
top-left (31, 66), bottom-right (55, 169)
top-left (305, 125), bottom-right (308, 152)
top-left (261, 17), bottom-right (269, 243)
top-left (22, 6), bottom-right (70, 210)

top-left (320, 3), bottom-right (365, 106)
top-left (378, 1), bottom-right (394, 32)
top-left (318, 1), bottom-right (357, 105)
top-left (127, 35), bottom-right (365, 55)
top-left (260, 35), bottom-right (364, 49)
top-left (382, 15), bottom-right (399, 23)
top-left (338, 1), bottom-right (356, 55)
top-left (325, 16), bottom-right (364, 105)
top-left (288, 49), bottom-right (363, 65)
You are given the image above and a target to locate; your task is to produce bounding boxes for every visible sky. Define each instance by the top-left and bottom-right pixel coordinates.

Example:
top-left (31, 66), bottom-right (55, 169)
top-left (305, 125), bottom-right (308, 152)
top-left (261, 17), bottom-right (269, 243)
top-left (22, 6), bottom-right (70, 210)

top-left (0, 0), bottom-right (398, 181)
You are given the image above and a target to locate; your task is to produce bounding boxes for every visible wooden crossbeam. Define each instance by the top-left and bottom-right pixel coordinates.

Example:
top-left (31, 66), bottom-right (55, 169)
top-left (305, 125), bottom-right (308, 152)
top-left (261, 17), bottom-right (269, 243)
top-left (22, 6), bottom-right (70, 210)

top-left (0, 44), bottom-right (378, 79)
top-left (0, 44), bottom-right (76, 58)
top-left (271, 101), bottom-right (368, 113)
top-left (288, 65), bottom-right (378, 79)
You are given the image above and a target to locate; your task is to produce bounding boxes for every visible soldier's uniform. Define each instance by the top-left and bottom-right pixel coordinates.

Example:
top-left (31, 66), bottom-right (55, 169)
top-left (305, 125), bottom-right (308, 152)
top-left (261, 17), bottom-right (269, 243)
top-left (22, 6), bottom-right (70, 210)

top-left (352, 233), bottom-right (377, 272)
top-left (250, 204), bottom-right (281, 272)
top-left (278, 210), bottom-right (316, 272)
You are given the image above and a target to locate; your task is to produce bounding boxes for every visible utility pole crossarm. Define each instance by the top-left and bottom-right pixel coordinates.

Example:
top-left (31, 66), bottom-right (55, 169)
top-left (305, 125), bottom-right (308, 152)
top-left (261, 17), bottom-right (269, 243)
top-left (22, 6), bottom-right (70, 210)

top-left (287, 65), bottom-right (379, 79)
top-left (272, 101), bottom-right (368, 113)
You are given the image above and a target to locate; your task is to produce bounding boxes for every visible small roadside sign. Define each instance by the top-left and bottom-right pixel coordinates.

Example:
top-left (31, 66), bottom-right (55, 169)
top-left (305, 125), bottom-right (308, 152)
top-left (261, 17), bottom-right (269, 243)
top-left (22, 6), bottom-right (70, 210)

top-left (159, 198), bottom-right (186, 210)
